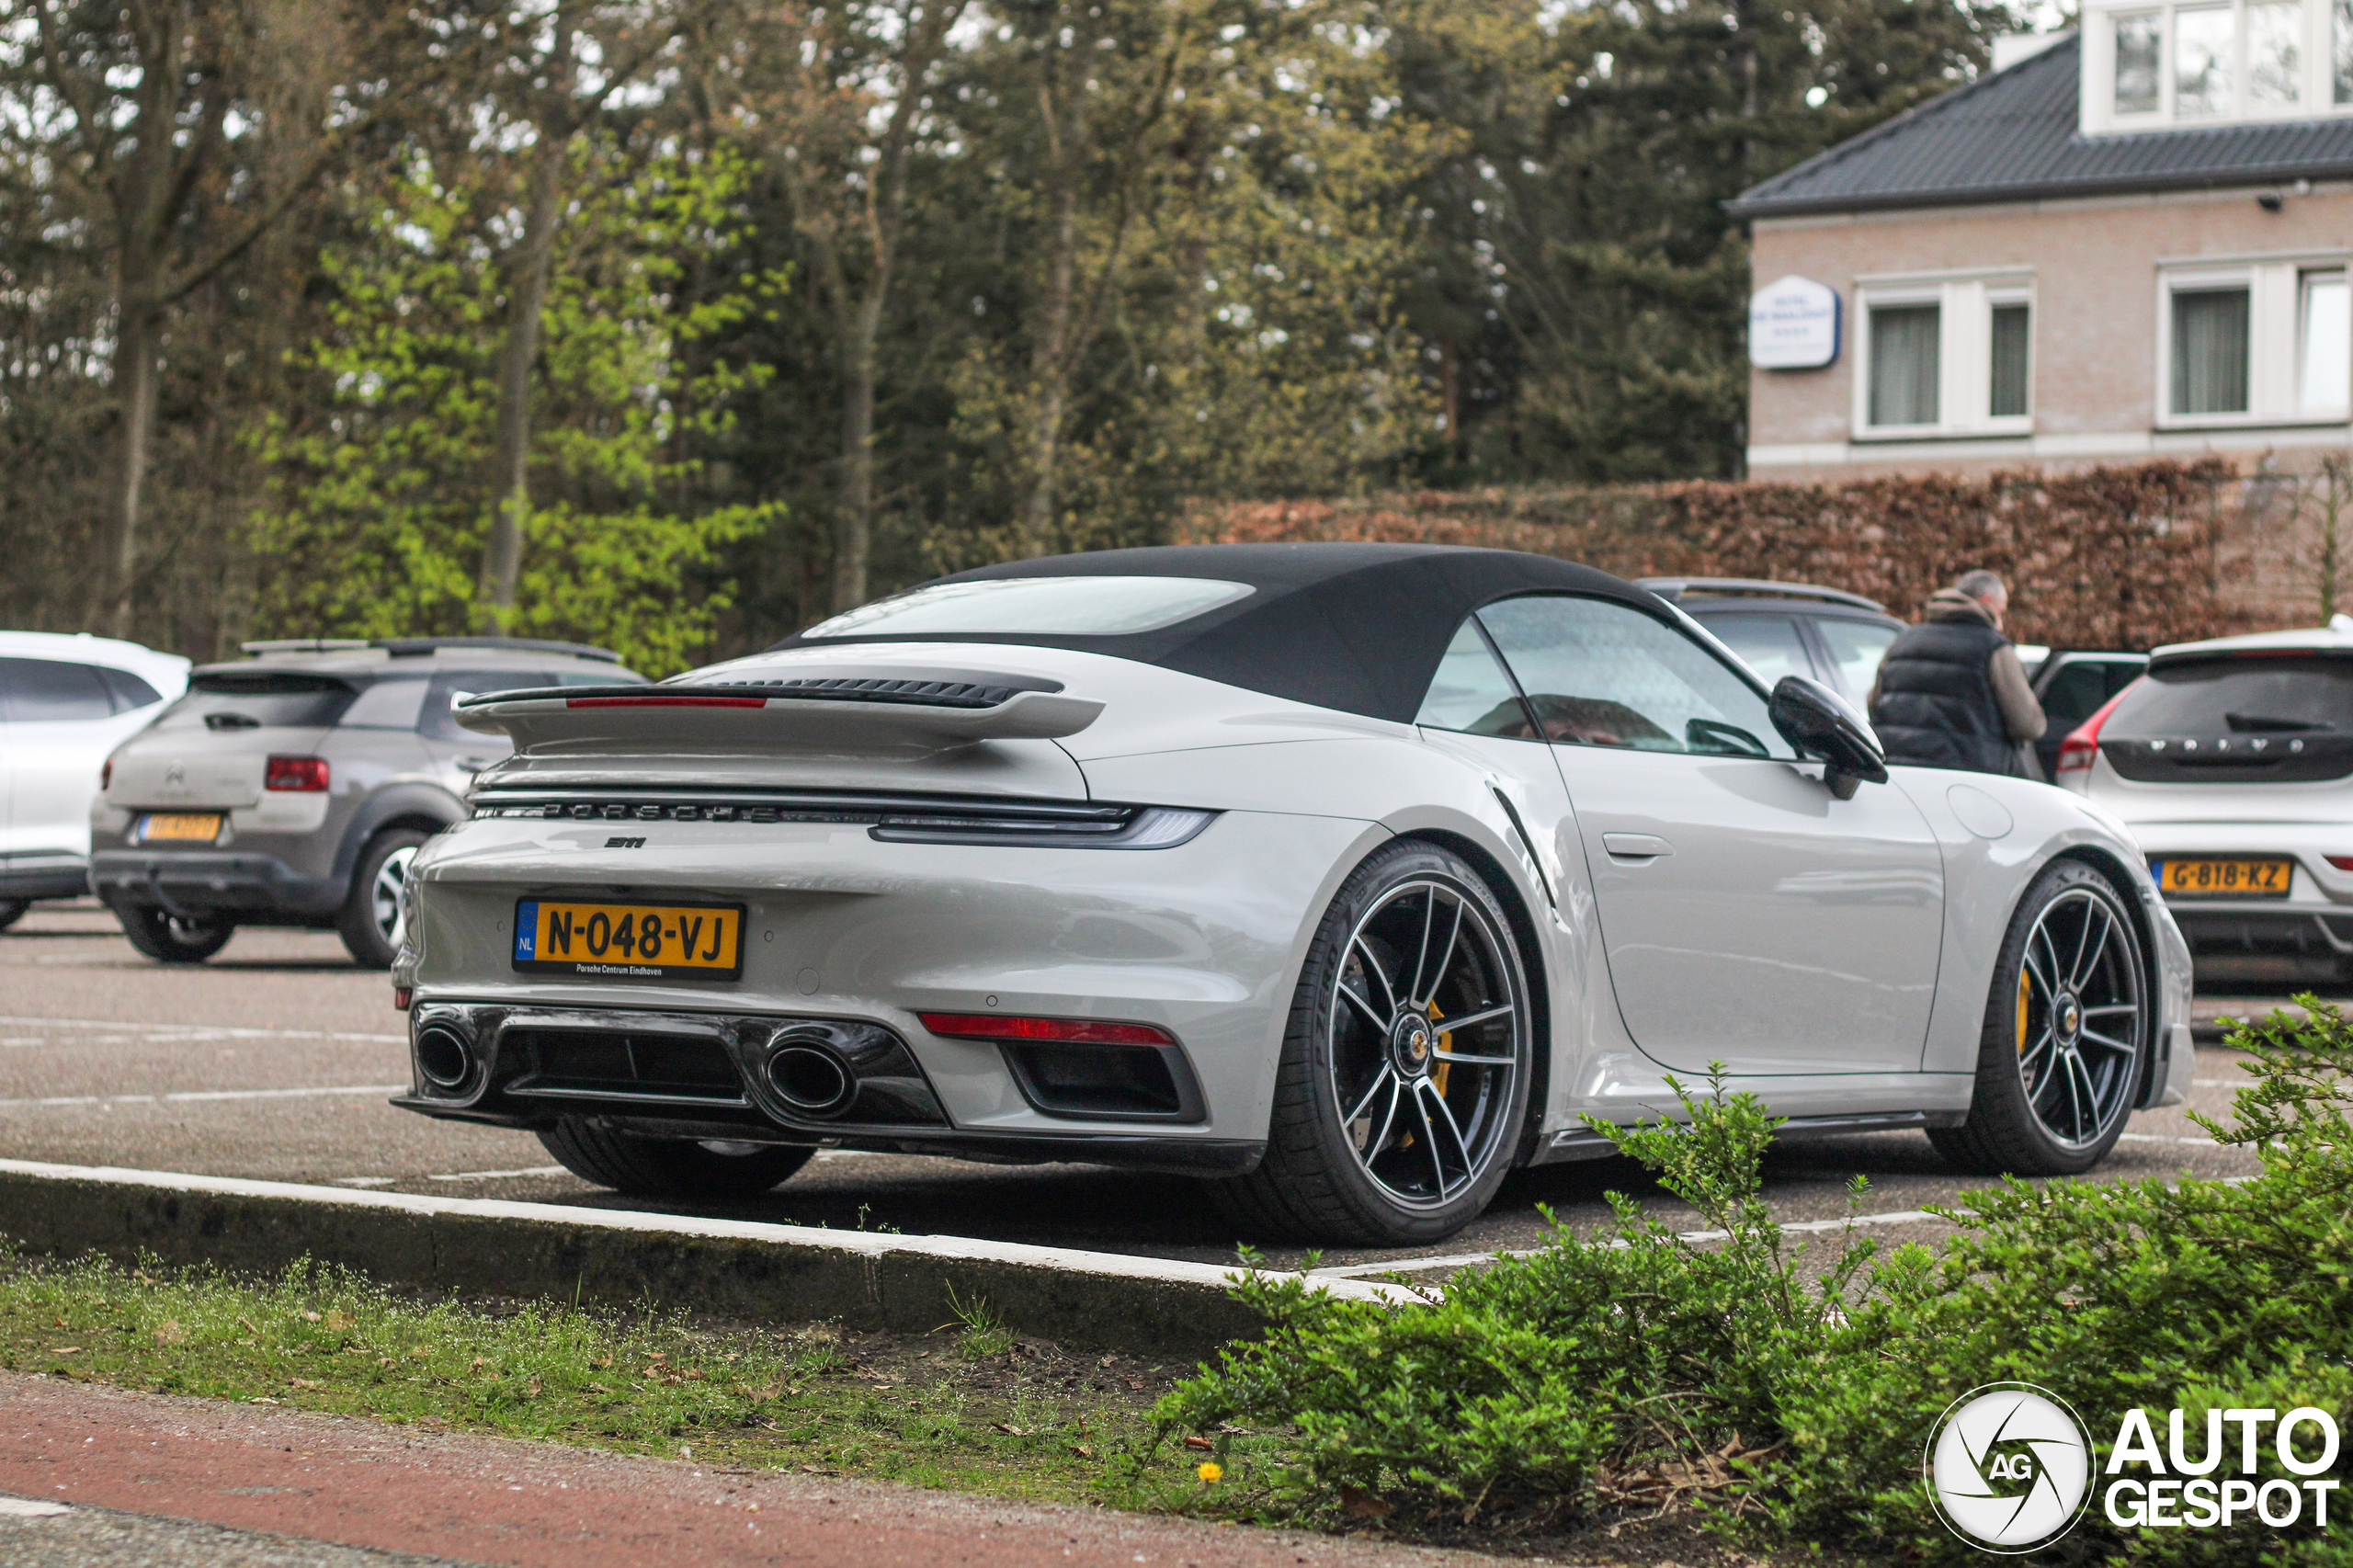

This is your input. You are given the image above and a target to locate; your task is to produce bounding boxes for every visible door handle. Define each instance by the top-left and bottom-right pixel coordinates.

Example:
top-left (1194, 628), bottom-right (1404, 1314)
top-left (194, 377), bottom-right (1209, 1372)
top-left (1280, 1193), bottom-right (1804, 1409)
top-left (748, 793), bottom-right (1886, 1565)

top-left (1603, 833), bottom-right (1673, 859)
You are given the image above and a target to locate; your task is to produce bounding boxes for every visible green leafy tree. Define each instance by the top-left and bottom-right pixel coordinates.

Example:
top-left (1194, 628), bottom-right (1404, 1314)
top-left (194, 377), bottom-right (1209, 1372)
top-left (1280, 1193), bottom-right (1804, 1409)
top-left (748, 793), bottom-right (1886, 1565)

top-left (250, 142), bottom-right (780, 674)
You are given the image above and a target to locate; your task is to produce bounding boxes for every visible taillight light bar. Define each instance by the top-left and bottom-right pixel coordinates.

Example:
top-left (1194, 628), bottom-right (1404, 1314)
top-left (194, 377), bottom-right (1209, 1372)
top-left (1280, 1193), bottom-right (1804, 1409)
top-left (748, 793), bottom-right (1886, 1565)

top-left (265, 755), bottom-right (331, 792)
top-left (917, 1012), bottom-right (1176, 1047)
top-left (564, 696), bottom-right (767, 709)
top-left (2055, 684), bottom-right (2137, 784)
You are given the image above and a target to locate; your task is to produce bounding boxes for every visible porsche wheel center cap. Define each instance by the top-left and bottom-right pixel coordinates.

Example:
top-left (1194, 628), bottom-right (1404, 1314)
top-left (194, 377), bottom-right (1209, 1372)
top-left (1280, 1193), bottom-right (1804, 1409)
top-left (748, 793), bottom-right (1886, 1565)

top-left (1392, 1017), bottom-right (1434, 1075)
top-left (2055, 994), bottom-right (2081, 1041)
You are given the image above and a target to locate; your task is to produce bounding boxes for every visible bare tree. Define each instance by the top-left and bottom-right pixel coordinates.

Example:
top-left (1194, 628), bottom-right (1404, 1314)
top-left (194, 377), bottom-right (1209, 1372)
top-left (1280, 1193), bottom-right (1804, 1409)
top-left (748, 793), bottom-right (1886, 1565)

top-left (1008, 1), bottom-right (1186, 557)
top-left (473, 0), bottom-right (684, 631)
top-left (745, 0), bottom-right (967, 614)
top-left (21, 0), bottom-right (351, 635)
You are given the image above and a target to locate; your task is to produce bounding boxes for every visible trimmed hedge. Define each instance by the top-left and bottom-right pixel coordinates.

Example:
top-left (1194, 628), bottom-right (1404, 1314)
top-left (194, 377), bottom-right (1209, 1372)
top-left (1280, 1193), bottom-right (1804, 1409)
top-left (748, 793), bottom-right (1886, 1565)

top-left (1186, 460), bottom-right (2245, 651)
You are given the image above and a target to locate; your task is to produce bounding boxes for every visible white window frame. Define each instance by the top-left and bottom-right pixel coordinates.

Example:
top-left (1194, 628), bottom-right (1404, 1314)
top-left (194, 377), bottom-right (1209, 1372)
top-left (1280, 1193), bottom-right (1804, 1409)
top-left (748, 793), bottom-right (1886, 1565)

top-left (2155, 253), bottom-right (2353, 428)
top-left (2082, 0), bottom-right (2347, 133)
top-left (1852, 272), bottom-right (2037, 441)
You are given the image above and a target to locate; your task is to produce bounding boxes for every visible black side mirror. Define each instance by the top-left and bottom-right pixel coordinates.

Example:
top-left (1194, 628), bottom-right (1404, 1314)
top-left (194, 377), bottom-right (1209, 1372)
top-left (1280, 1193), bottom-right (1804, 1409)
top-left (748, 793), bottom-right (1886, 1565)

top-left (1769, 675), bottom-right (1889, 801)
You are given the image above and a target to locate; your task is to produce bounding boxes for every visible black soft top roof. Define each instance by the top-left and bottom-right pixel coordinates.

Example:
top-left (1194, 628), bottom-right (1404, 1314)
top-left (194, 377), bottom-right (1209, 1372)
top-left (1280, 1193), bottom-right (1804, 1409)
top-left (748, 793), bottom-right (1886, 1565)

top-left (768, 543), bottom-right (1662, 723)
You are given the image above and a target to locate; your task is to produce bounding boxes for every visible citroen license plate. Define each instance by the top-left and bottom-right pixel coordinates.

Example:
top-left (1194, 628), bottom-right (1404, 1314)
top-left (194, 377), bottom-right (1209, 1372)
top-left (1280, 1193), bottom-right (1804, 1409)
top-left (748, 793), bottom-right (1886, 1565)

top-left (2152, 858), bottom-right (2293, 899)
top-left (512, 899), bottom-right (745, 981)
top-left (137, 812), bottom-right (223, 844)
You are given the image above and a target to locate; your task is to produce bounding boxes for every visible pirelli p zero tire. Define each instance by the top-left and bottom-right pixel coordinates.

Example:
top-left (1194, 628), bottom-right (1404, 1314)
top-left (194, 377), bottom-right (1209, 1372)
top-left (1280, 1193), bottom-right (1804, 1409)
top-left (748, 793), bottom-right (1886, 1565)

top-left (113, 902), bottom-right (235, 964)
top-left (1206, 840), bottom-right (1534, 1247)
top-left (1931, 858), bottom-right (2150, 1177)
top-left (537, 1116), bottom-right (816, 1200)
top-left (337, 829), bottom-right (427, 970)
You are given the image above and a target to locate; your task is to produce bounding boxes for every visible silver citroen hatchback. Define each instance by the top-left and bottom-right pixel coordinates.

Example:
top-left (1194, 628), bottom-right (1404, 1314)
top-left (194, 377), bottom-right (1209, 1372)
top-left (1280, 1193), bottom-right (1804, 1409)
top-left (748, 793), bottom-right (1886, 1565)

top-left (90, 637), bottom-right (642, 967)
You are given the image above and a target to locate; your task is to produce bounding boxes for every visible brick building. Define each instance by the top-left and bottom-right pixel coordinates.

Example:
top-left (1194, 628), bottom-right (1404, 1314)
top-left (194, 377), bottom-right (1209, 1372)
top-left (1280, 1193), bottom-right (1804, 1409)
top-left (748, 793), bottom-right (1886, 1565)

top-left (1733, 21), bottom-right (2353, 485)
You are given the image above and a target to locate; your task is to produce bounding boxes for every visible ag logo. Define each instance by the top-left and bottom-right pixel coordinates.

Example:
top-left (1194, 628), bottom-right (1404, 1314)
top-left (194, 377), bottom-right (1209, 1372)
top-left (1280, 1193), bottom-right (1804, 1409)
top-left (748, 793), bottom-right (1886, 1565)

top-left (1927, 1382), bottom-right (2092, 1552)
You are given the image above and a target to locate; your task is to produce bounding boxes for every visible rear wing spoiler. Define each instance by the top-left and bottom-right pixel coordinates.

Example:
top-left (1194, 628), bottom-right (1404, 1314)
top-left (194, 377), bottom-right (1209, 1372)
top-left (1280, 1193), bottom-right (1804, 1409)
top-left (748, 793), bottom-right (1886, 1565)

top-left (452, 670), bottom-right (1104, 750)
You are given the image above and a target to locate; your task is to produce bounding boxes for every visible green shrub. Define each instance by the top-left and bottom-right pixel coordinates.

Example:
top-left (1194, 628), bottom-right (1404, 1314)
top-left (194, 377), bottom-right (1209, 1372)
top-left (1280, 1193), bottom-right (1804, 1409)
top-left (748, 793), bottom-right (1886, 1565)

top-left (1160, 1004), bottom-right (2353, 1562)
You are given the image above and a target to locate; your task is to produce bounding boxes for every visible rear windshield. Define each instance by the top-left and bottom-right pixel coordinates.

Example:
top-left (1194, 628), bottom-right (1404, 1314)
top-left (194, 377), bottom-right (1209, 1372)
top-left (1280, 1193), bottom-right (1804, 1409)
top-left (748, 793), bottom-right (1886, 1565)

top-left (155, 672), bottom-right (358, 733)
top-left (2103, 655), bottom-right (2353, 737)
top-left (802, 576), bottom-right (1253, 639)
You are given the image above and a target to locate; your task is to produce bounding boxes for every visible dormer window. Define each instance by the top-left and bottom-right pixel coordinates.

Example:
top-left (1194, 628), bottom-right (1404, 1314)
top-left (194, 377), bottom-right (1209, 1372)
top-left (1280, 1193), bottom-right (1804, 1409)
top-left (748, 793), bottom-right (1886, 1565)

top-left (2087, 0), bottom-right (2353, 128)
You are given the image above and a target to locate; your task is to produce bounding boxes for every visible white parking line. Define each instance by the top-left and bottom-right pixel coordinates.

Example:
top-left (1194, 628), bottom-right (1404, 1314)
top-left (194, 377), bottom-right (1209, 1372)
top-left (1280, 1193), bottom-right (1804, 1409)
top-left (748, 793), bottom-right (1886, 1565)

top-left (2118, 1131), bottom-right (2222, 1146)
top-left (0, 1014), bottom-right (404, 1044)
top-left (0, 1497), bottom-right (71, 1518)
top-left (0, 1085), bottom-right (405, 1110)
top-left (1312, 1205), bottom-right (1948, 1278)
top-left (426, 1165), bottom-right (568, 1183)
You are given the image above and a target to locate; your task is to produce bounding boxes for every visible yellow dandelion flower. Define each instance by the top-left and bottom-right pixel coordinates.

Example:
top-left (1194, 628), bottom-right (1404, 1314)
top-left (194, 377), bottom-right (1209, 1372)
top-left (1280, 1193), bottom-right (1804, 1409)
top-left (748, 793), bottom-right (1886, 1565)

top-left (1197, 1461), bottom-right (1223, 1483)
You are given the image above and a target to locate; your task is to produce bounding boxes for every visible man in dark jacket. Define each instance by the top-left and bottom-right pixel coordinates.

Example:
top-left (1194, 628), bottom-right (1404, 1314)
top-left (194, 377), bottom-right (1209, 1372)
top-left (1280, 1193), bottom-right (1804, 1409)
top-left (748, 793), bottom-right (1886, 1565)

top-left (1868, 570), bottom-right (2046, 776)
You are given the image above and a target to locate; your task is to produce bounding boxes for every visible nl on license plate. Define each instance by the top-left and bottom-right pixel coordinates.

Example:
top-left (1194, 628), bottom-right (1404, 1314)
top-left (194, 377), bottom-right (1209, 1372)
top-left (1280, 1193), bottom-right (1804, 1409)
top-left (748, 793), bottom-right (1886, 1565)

top-left (2152, 858), bottom-right (2294, 898)
top-left (138, 812), bottom-right (223, 844)
top-left (512, 899), bottom-right (745, 981)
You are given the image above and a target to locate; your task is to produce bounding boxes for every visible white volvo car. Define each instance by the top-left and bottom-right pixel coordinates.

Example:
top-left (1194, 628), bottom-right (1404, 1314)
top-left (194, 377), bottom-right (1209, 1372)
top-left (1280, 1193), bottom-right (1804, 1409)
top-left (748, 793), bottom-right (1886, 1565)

top-left (2057, 623), bottom-right (2353, 984)
top-left (0, 631), bottom-right (190, 928)
top-left (392, 546), bottom-right (2192, 1244)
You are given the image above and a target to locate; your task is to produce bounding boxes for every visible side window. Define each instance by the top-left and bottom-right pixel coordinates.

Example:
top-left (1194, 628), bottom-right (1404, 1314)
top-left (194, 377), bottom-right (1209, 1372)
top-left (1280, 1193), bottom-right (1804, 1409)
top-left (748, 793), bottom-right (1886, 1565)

top-left (1476, 597), bottom-right (1795, 760)
top-left (97, 667), bottom-right (164, 712)
top-left (1698, 615), bottom-right (1812, 689)
top-left (338, 677), bottom-right (430, 730)
top-left (1816, 619), bottom-right (1899, 703)
top-left (2038, 661), bottom-right (2113, 737)
top-left (421, 669), bottom-right (551, 739)
top-left (1415, 621), bottom-right (1534, 738)
top-left (0, 658), bottom-right (116, 722)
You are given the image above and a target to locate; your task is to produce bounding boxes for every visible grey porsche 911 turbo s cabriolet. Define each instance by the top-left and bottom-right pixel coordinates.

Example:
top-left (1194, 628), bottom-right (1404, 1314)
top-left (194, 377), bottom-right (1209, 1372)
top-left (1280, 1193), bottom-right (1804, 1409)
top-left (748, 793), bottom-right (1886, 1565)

top-left (391, 544), bottom-right (2193, 1244)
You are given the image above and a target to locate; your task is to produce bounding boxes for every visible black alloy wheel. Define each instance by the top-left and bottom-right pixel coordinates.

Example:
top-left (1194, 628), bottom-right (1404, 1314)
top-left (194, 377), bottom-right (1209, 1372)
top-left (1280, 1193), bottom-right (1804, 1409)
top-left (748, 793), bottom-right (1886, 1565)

top-left (112, 902), bottom-right (235, 964)
top-left (1933, 858), bottom-right (2149, 1176)
top-left (1208, 840), bottom-right (1533, 1245)
top-left (538, 1117), bottom-right (817, 1200)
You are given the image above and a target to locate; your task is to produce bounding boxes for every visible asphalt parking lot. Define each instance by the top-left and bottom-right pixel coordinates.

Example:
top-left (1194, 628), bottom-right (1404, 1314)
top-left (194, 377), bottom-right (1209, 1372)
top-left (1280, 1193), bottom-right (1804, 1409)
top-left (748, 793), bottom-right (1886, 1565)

top-left (0, 901), bottom-right (2273, 1278)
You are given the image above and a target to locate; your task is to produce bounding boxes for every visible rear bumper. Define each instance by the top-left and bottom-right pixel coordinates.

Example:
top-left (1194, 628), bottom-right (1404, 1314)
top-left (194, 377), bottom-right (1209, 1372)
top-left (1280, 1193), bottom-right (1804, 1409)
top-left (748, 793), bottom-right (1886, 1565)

top-left (90, 849), bottom-right (344, 918)
top-left (0, 852), bottom-right (91, 902)
top-left (393, 1000), bottom-right (1259, 1176)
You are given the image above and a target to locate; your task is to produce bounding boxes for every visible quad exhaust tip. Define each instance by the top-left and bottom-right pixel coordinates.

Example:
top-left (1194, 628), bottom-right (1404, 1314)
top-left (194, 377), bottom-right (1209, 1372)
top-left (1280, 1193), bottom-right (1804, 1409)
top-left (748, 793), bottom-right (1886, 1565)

top-left (767, 1041), bottom-right (858, 1117)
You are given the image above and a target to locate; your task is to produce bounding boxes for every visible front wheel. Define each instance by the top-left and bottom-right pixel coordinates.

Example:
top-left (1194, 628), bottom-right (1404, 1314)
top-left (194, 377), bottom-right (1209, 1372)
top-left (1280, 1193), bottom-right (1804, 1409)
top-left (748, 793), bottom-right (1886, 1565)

top-left (0, 900), bottom-right (28, 933)
top-left (537, 1117), bottom-right (815, 1200)
top-left (337, 830), bottom-right (427, 969)
top-left (1207, 841), bottom-right (1533, 1246)
top-left (1931, 859), bottom-right (2149, 1176)
top-left (113, 903), bottom-right (235, 963)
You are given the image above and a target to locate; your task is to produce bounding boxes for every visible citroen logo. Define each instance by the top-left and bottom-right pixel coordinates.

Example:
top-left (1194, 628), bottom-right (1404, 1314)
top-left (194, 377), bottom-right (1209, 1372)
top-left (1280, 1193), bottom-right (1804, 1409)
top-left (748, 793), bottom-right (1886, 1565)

top-left (164, 760), bottom-right (187, 787)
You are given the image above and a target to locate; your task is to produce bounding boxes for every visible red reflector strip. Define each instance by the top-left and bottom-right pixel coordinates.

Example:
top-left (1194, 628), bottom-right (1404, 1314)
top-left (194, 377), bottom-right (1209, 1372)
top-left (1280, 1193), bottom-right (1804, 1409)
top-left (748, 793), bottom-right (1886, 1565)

top-left (917, 1011), bottom-right (1175, 1047)
top-left (2327, 857), bottom-right (2353, 871)
top-left (564, 696), bottom-right (768, 709)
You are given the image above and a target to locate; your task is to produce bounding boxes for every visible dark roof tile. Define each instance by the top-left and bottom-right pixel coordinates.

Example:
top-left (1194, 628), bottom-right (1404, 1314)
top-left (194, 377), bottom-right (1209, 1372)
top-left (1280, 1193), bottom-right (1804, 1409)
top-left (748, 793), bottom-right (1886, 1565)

top-left (1730, 35), bottom-right (2353, 217)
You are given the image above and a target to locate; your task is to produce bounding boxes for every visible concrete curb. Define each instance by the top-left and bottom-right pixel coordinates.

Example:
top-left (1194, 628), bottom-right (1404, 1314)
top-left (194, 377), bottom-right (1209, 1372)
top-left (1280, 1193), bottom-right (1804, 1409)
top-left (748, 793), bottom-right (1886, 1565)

top-left (0, 1160), bottom-right (1404, 1358)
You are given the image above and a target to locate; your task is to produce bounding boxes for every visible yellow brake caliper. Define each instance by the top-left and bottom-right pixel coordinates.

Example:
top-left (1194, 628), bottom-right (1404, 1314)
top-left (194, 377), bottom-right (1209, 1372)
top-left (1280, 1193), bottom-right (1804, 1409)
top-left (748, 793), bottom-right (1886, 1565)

top-left (2017, 967), bottom-right (2032, 1054)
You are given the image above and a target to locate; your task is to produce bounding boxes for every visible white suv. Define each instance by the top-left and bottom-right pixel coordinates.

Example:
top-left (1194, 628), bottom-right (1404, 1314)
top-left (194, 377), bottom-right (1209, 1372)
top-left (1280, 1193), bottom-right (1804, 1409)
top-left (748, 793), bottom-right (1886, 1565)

top-left (0, 631), bottom-right (190, 928)
top-left (2057, 624), bottom-right (2353, 983)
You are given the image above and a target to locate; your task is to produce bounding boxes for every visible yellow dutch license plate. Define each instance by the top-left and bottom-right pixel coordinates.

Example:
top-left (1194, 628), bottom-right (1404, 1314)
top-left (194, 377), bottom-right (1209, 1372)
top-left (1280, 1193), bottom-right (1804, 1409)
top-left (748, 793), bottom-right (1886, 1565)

top-left (2154, 858), bottom-right (2294, 899)
top-left (138, 812), bottom-right (223, 844)
top-left (512, 899), bottom-right (745, 981)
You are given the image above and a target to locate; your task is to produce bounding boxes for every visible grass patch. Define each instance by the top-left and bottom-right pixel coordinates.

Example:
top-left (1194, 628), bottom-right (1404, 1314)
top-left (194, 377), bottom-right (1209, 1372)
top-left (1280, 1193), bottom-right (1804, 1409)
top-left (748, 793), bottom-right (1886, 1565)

top-left (1159, 1009), bottom-right (2353, 1562)
top-left (0, 1251), bottom-right (1222, 1510)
